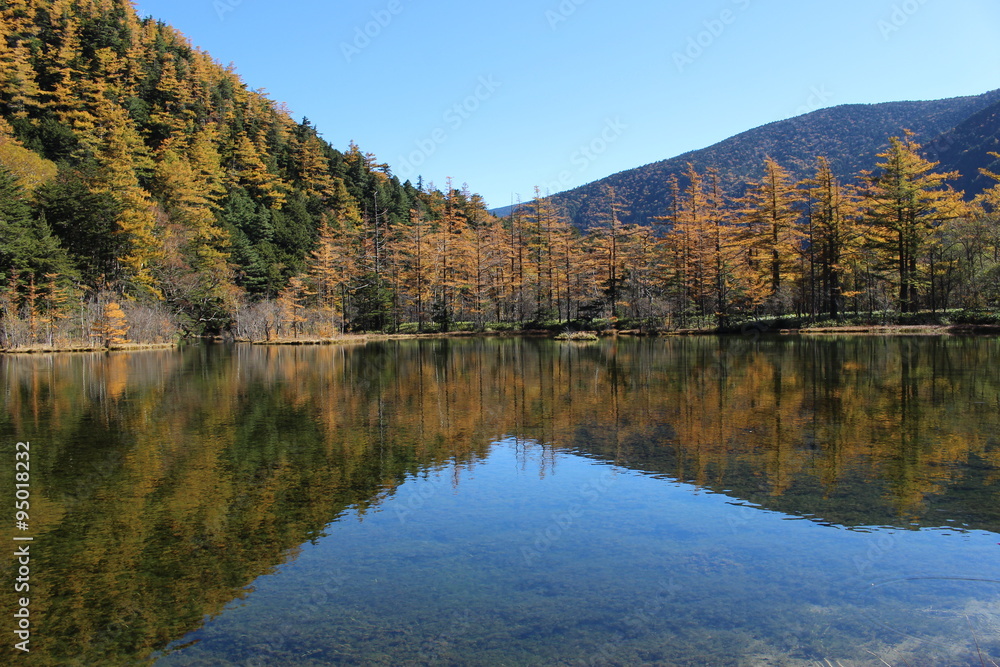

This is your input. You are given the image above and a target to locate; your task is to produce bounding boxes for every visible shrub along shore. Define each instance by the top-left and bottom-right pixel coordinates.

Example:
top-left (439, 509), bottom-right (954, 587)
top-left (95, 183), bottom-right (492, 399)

top-left (4, 310), bottom-right (1000, 353)
top-left (1, 342), bottom-right (177, 354)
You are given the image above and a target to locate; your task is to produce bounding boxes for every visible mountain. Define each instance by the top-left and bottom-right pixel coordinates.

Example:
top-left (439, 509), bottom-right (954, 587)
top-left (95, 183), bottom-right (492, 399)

top-left (928, 97), bottom-right (1000, 195)
top-left (516, 90), bottom-right (1000, 229)
top-left (0, 0), bottom-right (493, 335)
top-left (3, 0), bottom-right (999, 340)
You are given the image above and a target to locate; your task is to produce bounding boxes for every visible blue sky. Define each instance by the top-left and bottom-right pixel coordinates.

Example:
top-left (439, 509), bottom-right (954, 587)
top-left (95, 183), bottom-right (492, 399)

top-left (133, 0), bottom-right (1000, 208)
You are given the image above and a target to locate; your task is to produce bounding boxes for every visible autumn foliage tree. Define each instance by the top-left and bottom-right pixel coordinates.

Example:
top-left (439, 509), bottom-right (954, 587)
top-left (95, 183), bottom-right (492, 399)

top-left (800, 157), bottom-right (864, 318)
top-left (863, 132), bottom-right (967, 313)
top-left (92, 299), bottom-right (129, 348)
top-left (738, 157), bottom-right (803, 310)
top-left (4, 0), bottom-right (1000, 345)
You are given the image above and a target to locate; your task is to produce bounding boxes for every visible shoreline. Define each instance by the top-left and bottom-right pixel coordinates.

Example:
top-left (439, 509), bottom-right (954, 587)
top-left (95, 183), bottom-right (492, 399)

top-left (4, 324), bottom-right (999, 354)
top-left (800, 324), bottom-right (1000, 336)
top-left (246, 323), bottom-right (1000, 345)
top-left (1, 342), bottom-right (177, 354)
top-left (246, 330), bottom-right (556, 345)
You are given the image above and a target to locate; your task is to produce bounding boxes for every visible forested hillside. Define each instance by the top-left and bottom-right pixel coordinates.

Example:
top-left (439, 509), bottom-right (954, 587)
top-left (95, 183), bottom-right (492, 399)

top-left (1, 0), bottom-right (999, 347)
top-left (544, 92), bottom-right (1000, 230)
top-left (0, 0), bottom-right (448, 342)
top-left (929, 97), bottom-right (1000, 196)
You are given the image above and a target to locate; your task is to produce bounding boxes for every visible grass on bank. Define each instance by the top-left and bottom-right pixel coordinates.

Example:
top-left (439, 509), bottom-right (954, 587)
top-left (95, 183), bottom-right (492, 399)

top-left (2, 342), bottom-right (178, 354)
top-left (7, 309), bottom-right (1000, 352)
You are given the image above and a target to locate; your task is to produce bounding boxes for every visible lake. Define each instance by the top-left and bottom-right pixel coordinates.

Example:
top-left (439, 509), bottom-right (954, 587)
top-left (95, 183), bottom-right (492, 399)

top-left (2, 336), bottom-right (999, 666)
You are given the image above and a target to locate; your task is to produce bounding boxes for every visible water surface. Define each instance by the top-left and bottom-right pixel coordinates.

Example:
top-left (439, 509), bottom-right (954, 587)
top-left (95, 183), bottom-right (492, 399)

top-left (2, 337), bottom-right (999, 665)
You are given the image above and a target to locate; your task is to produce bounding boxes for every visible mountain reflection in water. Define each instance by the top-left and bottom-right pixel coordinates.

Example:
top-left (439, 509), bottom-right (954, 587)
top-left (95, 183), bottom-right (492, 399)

top-left (2, 336), bottom-right (998, 665)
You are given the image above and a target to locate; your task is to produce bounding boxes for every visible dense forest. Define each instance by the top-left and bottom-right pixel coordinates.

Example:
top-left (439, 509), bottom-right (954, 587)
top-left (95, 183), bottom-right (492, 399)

top-left (1, 0), bottom-right (1000, 349)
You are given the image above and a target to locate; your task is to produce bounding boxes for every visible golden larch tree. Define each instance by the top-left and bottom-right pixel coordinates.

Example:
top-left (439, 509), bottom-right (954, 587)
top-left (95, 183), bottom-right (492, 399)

top-left (737, 157), bottom-right (803, 310)
top-left (862, 131), bottom-right (967, 312)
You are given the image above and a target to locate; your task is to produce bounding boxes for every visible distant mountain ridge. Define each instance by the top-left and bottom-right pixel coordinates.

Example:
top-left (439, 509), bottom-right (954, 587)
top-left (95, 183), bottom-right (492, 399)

top-left (928, 96), bottom-right (1000, 195)
top-left (498, 90), bottom-right (1000, 229)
